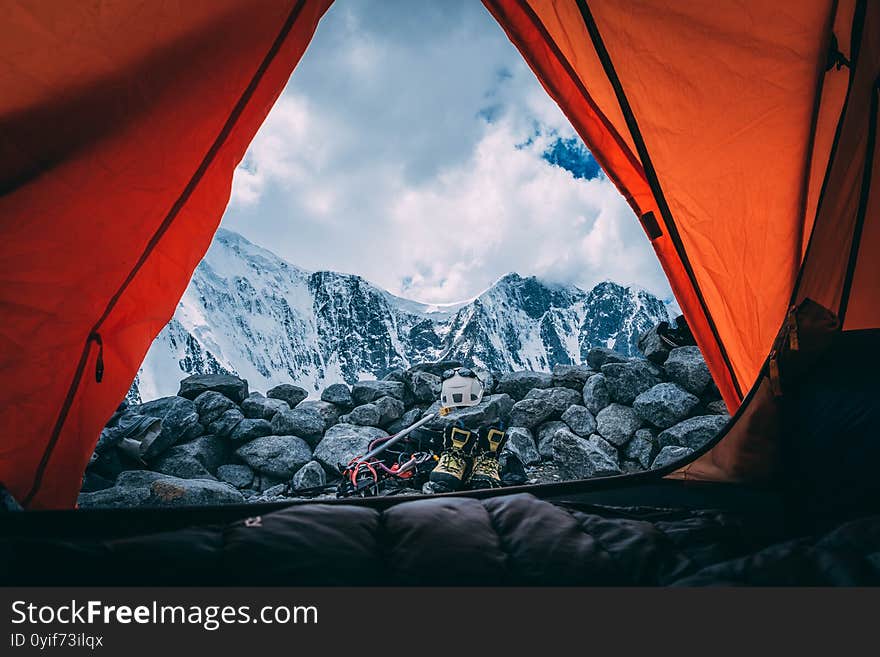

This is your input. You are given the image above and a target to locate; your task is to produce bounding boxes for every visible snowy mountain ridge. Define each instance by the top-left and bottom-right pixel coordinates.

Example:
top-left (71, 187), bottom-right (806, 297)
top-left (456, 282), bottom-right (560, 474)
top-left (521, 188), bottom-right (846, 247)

top-left (131, 229), bottom-right (671, 402)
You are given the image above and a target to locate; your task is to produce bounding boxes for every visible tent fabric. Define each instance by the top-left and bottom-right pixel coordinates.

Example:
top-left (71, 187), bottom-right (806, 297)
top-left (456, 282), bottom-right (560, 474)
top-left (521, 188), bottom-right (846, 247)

top-left (0, 1), bottom-right (876, 508)
top-left (0, 0), bottom-right (333, 508)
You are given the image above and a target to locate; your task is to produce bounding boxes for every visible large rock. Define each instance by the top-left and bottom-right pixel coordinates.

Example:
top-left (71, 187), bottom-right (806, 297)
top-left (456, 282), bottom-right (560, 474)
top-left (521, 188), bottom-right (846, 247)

top-left (501, 427), bottom-right (540, 465)
top-left (241, 393), bottom-right (289, 421)
top-left (637, 324), bottom-right (671, 364)
top-left (207, 408), bottom-right (244, 439)
top-left (313, 424), bottom-right (388, 473)
top-left (424, 394), bottom-right (514, 432)
top-left (178, 374), bottom-right (248, 404)
top-left (340, 403), bottom-right (381, 427)
top-left (386, 407), bottom-right (424, 435)
top-left (193, 391), bottom-right (236, 426)
top-left (216, 464), bottom-right (254, 489)
top-left (270, 408), bottom-right (326, 445)
top-left (508, 397), bottom-right (555, 430)
top-left (664, 346), bottom-right (712, 395)
top-left (633, 383), bottom-right (700, 429)
top-left (295, 400), bottom-right (341, 427)
top-left (657, 415), bottom-right (729, 450)
top-left (552, 431), bottom-right (621, 479)
top-left (524, 386), bottom-right (583, 416)
top-left (596, 403), bottom-right (644, 446)
top-left (133, 396), bottom-right (203, 459)
top-left (407, 370), bottom-right (442, 403)
top-left (291, 460), bottom-right (326, 491)
top-left (374, 395), bottom-right (405, 427)
top-left (351, 380), bottom-right (406, 405)
top-left (561, 405), bottom-right (597, 437)
top-left (267, 384), bottom-right (309, 408)
top-left (536, 421), bottom-right (569, 460)
top-left (582, 374), bottom-right (611, 414)
top-left (235, 435), bottom-right (313, 479)
top-left (601, 359), bottom-right (664, 405)
top-left (151, 434), bottom-right (228, 479)
top-left (705, 400), bottom-right (730, 415)
top-left (652, 445), bottom-right (694, 470)
top-left (624, 428), bottom-right (657, 469)
top-left (320, 383), bottom-right (353, 408)
top-left (585, 347), bottom-right (627, 370)
top-left (78, 471), bottom-right (243, 508)
top-left (227, 418), bottom-right (273, 444)
top-left (495, 371), bottom-right (553, 400)
top-left (551, 364), bottom-right (595, 390)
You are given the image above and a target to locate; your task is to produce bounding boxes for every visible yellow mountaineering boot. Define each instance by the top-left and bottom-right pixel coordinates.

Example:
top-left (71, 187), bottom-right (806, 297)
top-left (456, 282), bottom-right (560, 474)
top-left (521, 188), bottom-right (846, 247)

top-left (429, 425), bottom-right (477, 492)
top-left (468, 427), bottom-right (507, 490)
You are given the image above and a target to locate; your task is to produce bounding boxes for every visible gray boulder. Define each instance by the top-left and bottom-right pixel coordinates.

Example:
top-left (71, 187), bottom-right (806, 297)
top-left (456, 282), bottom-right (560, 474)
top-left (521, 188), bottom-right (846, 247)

top-left (524, 386), bottom-right (583, 416)
top-left (313, 424), bottom-right (388, 473)
top-left (551, 364), bottom-right (596, 390)
top-left (151, 434), bottom-right (228, 479)
top-left (295, 400), bottom-right (341, 427)
top-left (624, 429), bottom-right (657, 469)
top-left (291, 460), bottom-right (327, 491)
top-left (585, 347), bottom-right (627, 370)
top-left (637, 325), bottom-right (671, 364)
top-left (407, 370), bottom-right (442, 403)
top-left (267, 384), bottom-right (309, 408)
top-left (495, 371), bottom-right (553, 400)
top-left (652, 445), bottom-right (694, 470)
top-left (501, 427), bottom-right (540, 465)
top-left (552, 431), bottom-right (621, 479)
top-left (601, 359), bottom-right (664, 405)
top-left (134, 396), bottom-right (203, 459)
top-left (508, 397), bottom-right (556, 430)
top-left (386, 407), bottom-right (424, 435)
top-left (227, 418), bottom-right (273, 444)
top-left (705, 400), bottom-right (729, 415)
top-left (596, 403), bottom-right (644, 446)
top-left (241, 393), bottom-right (289, 421)
top-left (657, 415), bottom-right (729, 450)
top-left (536, 421), bottom-right (569, 460)
top-left (382, 368), bottom-right (407, 383)
top-left (664, 346), bottom-right (712, 395)
top-left (207, 408), bottom-right (245, 439)
top-left (216, 464), bottom-right (254, 489)
top-left (582, 373), bottom-right (611, 414)
top-left (270, 408), bottom-right (326, 446)
top-left (78, 471), bottom-right (243, 508)
top-left (320, 383), bottom-right (353, 408)
top-left (193, 391), bottom-right (236, 426)
top-left (633, 383), bottom-right (700, 429)
top-left (374, 395), bottom-right (405, 427)
top-left (235, 435), bottom-right (313, 479)
top-left (351, 380), bottom-right (406, 405)
top-left (424, 394), bottom-right (514, 432)
top-left (340, 403), bottom-right (381, 427)
top-left (178, 374), bottom-right (248, 404)
top-left (561, 405), bottom-right (597, 437)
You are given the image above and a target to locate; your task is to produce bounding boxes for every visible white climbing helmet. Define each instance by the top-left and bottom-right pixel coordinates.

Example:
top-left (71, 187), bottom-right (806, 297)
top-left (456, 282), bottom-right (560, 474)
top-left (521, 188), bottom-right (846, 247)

top-left (439, 367), bottom-right (484, 408)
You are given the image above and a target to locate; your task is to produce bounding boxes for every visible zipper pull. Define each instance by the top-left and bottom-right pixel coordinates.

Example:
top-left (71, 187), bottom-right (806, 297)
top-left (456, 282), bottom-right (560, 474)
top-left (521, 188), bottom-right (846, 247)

top-left (787, 307), bottom-right (799, 352)
top-left (90, 332), bottom-right (104, 383)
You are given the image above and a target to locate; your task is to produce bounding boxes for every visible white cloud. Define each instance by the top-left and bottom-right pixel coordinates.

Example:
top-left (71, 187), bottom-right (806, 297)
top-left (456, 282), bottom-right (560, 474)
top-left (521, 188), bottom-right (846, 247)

top-left (222, 0), bottom-right (672, 305)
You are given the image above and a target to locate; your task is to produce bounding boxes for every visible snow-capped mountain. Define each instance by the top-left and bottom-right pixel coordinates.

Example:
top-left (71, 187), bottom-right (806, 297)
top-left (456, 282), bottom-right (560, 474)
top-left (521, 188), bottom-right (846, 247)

top-left (130, 229), bottom-right (671, 401)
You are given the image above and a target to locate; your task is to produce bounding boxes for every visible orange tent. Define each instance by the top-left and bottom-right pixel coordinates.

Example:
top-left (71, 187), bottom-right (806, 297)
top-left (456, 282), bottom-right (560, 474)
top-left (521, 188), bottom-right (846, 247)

top-left (0, 0), bottom-right (876, 508)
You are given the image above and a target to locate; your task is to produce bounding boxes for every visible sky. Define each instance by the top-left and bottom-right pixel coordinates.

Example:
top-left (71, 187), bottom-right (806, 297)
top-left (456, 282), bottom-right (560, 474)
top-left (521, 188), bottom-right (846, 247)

top-left (222, 0), bottom-right (673, 306)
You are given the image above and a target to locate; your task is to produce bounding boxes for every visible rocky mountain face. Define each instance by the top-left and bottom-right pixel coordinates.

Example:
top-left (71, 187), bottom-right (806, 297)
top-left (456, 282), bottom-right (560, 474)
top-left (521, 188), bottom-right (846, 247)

top-left (131, 229), bottom-right (671, 402)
